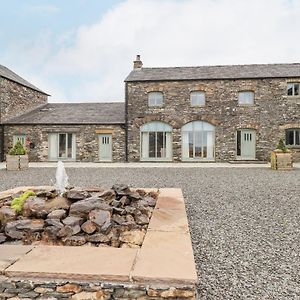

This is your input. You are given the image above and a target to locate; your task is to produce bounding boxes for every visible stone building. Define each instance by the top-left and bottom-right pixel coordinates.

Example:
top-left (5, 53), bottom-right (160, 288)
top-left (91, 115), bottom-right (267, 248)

top-left (125, 56), bottom-right (300, 162)
top-left (0, 65), bottom-right (48, 161)
top-left (1, 58), bottom-right (300, 163)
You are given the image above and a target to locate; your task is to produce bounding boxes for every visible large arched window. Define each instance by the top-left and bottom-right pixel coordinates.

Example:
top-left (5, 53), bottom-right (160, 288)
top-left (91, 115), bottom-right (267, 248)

top-left (140, 121), bottom-right (172, 160)
top-left (181, 121), bottom-right (215, 160)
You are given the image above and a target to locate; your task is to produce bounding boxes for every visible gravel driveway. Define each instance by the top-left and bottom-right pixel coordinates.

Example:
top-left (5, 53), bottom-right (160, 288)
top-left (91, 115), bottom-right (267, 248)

top-left (1, 166), bottom-right (299, 300)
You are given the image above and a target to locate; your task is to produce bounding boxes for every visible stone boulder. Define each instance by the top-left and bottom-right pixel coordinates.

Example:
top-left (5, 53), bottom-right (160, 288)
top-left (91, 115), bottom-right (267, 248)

top-left (47, 209), bottom-right (66, 220)
top-left (89, 210), bottom-right (111, 227)
top-left (62, 216), bottom-right (83, 226)
top-left (66, 189), bottom-right (90, 201)
top-left (0, 206), bottom-right (16, 225)
top-left (69, 198), bottom-right (112, 217)
top-left (81, 220), bottom-right (97, 234)
top-left (22, 197), bottom-right (48, 218)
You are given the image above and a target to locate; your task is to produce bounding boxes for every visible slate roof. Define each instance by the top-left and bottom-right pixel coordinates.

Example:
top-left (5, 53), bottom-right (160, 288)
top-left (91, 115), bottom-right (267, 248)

top-left (0, 64), bottom-right (49, 95)
top-left (125, 63), bottom-right (300, 82)
top-left (4, 102), bottom-right (125, 125)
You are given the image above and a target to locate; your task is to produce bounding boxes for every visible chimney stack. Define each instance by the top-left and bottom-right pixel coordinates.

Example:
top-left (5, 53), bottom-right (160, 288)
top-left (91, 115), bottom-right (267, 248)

top-left (133, 55), bottom-right (143, 69)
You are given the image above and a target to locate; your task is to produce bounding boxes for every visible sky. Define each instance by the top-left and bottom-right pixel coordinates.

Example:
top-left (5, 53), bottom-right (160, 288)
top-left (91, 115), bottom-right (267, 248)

top-left (0, 0), bottom-right (300, 102)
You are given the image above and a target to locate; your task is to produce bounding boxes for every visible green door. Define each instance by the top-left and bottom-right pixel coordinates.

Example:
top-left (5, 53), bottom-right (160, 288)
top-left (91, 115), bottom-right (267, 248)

top-left (99, 134), bottom-right (112, 161)
top-left (237, 129), bottom-right (256, 160)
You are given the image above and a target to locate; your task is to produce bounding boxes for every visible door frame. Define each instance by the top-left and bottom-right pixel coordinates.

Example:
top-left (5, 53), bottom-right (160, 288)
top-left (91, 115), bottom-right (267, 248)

top-left (236, 129), bottom-right (256, 160)
top-left (98, 133), bottom-right (113, 162)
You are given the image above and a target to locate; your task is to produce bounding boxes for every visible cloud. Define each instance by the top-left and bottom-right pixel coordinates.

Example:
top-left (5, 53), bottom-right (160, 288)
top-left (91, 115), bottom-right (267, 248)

top-left (8, 0), bottom-right (300, 102)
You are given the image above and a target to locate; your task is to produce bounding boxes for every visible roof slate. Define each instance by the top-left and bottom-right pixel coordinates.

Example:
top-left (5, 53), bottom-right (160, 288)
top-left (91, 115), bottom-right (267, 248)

top-left (4, 102), bottom-right (125, 125)
top-left (0, 64), bottom-right (48, 95)
top-left (125, 63), bottom-right (300, 82)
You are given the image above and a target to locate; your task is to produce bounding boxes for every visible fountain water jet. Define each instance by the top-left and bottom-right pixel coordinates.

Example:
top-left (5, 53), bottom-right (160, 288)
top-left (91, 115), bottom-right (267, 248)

top-left (54, 161), bottom-right (69, 195)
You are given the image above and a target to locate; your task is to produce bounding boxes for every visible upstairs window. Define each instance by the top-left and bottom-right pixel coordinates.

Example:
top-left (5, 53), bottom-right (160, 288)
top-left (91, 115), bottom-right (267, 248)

top-left (238, 91), bottom-right (254, 105)
top-left (286, 129), bottom-right (300, 146)
top-left (148, 92), bottom-right (163, 107)
top-left (190, 91), bottom-right (205, 106)
top-left (287, 83), bottom-right (299, 96)
top-left (13, 135), bottom-right (26, 147)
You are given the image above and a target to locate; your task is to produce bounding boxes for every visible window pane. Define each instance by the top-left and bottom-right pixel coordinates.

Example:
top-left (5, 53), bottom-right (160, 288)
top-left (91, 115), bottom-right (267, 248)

top-left (294, 84), bottom-right (299, 96)
top-left (287, 84), bottom-right (293, 96)
top-left (237, 130), bottom-right (241, 156)
top-left (296, 130), bottom-right (300, 145)
top-left (191, 91), bottom-right (205, 106)
top-left (149, 132), bottom-right (156, 157)
top-left (67, 134), bottom-right (73, 158)
top-left (286, 130), bottom-right (294, 145)
top-left (239, 91), bottom-right (254, 105)
top-left (194, 132), bottom-right (202, 157)
top-left (188, 132), bottom-right (193, 158)
top-left (156, 132), bottom-right (164, 158)
top-left (148, 92), bottom-right (163, 106)
top-left (58, 134), bottom-right (66, 158)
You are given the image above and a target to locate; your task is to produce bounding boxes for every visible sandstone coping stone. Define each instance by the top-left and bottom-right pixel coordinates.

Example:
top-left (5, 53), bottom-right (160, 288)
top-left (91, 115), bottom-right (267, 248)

top-left (0, 245), bottom-right (34, 273)
top-left (5, 246), bottom-right (137, 282)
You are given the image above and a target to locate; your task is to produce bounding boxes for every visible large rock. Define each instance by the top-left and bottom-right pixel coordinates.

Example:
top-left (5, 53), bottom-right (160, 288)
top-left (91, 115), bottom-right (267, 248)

top-left (45, 219), bottom-right (63, 228)
top-left (57, 225), bottom-right (80, 237)
top-left (22, 196), bottom-right (48, 218)
top-left (45, 196), bottom-right (71, 211)
top-left (16, 219), bottom-right (45, 232)
top-left (66, 189), bottom-right (90, 201)
top-left (134, 213), bottom-right (150, 225)
top-left (0, 206), bottom-right (16, 225)
top-left (81, 220), bottom-right (97, 234)
top-left (119, 230), bottom-right (145, 246)
top-left (141, 196), bottom-right (157, 207)
top-left (36, 189), bottom-right (58, 198)
top-left (112, 214), bottom-right (126, 225)
top-left (62, 216), bottom-right (83, 226)
top-left (98, 189), bottom-right (116, 202)
top-left (47, 209), bottom-right (66, 220)
top-left (119, 196), bottom-right (130, 206)
top-left (0, 233), bottom-right (7, 243)
top-left (86, 233), bottom-right (110, 243)
top-left (112, 184), bottom-right (130, 196)
top-left (89, 210), bottom-right (111, 227)
top-left (69, 198), bottom-right (111, 217)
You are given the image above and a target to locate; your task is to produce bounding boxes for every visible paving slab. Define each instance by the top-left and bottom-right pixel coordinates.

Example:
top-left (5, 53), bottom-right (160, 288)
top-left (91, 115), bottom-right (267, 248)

top-left (132, 231), bottom-right (197, 284)
top-left (0, 245), bottom-right (34, 273)
top-left (6, 246), bottom-right (137, 281)
top-left (148, 208), bottom-right (189, 233)
top-left (158, 188), bottom-right (183, 199)
top-left (155, 195), bottom-right (185, 210)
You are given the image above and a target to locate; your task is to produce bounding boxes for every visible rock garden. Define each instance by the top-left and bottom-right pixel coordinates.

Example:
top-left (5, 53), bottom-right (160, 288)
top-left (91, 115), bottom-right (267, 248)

top-left (0, 184), bottom-right (157, 248)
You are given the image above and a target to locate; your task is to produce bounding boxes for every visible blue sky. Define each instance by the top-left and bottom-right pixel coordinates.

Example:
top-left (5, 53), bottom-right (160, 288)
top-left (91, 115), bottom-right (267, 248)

top-left (1, 0), bottom-right (300, 102)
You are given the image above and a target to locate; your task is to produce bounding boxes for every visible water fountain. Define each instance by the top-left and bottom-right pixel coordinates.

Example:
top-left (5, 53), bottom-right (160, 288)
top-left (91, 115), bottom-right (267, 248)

top-left (54, 161), bottom-right (69, 195)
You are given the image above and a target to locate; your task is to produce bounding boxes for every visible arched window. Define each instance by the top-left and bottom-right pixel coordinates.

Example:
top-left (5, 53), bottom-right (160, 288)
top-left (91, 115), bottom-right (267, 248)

top-left (140, 121), bottom-right (172, 160)
top-left (181, 121), bottom-right (215, 160)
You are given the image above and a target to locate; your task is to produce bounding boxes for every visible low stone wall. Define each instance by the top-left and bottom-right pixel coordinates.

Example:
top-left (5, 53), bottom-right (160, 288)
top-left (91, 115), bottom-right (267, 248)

top-left (0, 278), bottom-right (196, 299)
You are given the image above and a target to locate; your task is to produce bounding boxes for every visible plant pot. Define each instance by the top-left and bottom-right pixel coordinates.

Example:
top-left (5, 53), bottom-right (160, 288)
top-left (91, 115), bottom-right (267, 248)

top-left (6, 154), bottom-right (29, 171)
top-left (271, 150), bottom-right (293, 170)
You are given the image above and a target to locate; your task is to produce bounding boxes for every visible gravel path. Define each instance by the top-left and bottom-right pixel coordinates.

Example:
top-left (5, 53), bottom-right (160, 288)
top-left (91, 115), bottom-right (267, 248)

top-left (1, 167), bottom-right (300, 299)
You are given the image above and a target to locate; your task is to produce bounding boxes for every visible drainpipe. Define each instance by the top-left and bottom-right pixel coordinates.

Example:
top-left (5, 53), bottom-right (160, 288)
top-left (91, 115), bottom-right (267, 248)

top-left (125, 82), bottom-right (128, 162)
top-left (0, 125), bottom-right (4, 162)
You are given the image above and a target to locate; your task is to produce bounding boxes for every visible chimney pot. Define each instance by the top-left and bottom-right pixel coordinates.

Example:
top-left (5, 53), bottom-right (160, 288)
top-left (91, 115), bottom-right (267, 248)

top-left (133, 55), bottom-right (143, 69)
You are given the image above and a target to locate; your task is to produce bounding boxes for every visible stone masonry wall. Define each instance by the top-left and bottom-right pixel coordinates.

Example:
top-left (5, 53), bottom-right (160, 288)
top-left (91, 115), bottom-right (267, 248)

top-left (126, 78), bottom-right (300, 162)
top-left (4, 124), bottom-right (125, 162)
top-left (0, 278), bottom-right (196, 299)
top-left (0, 77), bottom-right (48, 123)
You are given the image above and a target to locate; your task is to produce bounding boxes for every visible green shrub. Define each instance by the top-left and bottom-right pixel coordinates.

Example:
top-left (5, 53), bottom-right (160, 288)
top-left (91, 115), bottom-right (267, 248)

top-left (11, 190), bottom-right (35, 213)
top-left (9, 141), bottom-right (26, 155)
top-left (276, 138), bottom-right (288, 153)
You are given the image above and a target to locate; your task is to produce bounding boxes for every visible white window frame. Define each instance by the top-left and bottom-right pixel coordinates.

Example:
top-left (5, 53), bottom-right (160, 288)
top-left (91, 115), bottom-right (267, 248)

top-left (287, 83), bottom-right (300, 96)
top-left (238, 91), bottom-right (255, 105)
top-left (148, 92), bottom-right (164, 107)
top-left (48, 133), bottom-right (76, 161)
top-left (140, 121), bottom-right (172, 161)
top-left (190, 91), bottom-right (205, 106)
top-left (181, 121), bottom-right (215, 161)
top-left (285, 128), bottom-right (300, 146)
top-left (13, 134), bottom-right (26, 147)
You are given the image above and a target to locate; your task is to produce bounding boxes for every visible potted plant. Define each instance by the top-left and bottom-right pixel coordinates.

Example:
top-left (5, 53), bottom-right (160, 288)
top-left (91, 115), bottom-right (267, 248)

top-left (6, 141), bottom-right (29, 171)
top-left (271, 138), bottom-right (293, 170)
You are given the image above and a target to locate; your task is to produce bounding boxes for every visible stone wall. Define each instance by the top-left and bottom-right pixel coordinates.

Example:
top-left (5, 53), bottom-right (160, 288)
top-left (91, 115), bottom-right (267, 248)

top-left (0, 78), bottom-right (48, 123)
top-left (126, 78), bottom-right (300, 162)
top-left (3, 124), bottom-right (125, 162)
top-left (0, 278), bottom-right (196, 299)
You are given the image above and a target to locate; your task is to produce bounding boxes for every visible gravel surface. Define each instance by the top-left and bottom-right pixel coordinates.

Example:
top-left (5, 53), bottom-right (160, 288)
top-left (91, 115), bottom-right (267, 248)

top-left (1, 167), bottom-right (300, 299)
